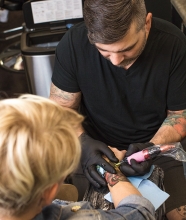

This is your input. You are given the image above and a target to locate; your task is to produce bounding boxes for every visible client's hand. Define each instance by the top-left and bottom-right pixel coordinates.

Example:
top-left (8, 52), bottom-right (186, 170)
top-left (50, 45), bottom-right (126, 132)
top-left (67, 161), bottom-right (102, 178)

top-left (108, 146), bottom-right (126, 161)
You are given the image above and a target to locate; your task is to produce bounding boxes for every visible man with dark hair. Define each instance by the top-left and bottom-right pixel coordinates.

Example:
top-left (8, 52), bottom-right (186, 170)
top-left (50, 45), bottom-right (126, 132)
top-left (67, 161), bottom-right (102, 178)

top-left (85, 0), bottom-right (147, 44)
top-left (50, 0), bottom-right (186, 219)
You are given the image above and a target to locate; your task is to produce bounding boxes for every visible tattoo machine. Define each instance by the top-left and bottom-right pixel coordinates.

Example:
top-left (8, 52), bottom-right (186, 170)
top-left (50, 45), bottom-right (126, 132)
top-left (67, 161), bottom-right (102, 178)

top-left (115, 142), bottom-right (186, 166)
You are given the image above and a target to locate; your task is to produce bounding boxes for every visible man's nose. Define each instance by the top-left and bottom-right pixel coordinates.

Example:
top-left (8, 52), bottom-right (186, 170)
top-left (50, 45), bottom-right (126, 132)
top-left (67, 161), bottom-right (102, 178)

top-left (109, 53), bottom-right (124, 66)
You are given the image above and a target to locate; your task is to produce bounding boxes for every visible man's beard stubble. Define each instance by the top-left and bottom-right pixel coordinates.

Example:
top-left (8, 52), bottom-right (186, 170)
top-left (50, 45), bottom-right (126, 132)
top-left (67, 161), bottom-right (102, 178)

top-left (117, 36), bottom-right (147, 68)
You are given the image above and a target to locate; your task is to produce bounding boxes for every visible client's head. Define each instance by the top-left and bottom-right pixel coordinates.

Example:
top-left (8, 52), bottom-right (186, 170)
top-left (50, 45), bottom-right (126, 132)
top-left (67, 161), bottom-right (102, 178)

top-left (0, 94), bottom-right (83, 219)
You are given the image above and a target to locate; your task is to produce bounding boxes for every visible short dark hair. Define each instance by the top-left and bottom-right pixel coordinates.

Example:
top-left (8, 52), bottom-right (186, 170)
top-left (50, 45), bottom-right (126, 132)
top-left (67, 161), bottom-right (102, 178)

top-left (84, 0), bottom-right (147, 44)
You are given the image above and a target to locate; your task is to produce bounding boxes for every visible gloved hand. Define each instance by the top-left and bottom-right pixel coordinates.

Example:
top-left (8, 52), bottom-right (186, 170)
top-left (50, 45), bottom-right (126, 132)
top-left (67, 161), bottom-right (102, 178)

top-left (120, 142), bottom-right (154, 176)
top-left (79, 133), bottom-right (118, 188)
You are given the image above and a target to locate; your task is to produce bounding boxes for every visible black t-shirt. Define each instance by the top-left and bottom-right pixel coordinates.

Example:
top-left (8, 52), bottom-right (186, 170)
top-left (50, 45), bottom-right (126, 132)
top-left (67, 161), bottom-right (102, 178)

top-left (52, 18), bottom-right (186, 150)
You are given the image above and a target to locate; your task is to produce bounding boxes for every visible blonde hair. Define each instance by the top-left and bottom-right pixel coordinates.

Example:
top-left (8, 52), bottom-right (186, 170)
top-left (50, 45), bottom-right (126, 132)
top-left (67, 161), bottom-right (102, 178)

top-left (0, 94), bottom-right (83, 216)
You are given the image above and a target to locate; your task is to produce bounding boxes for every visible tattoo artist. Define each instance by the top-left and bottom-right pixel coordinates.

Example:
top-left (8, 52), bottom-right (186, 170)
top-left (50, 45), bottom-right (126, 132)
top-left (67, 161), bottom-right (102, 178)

top-left (50, 0), bottom-right (186, 219)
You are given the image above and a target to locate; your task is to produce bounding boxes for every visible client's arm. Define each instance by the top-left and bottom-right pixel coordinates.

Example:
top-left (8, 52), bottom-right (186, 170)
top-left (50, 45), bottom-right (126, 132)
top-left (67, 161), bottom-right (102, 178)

top-left (102, 154), bottom-right (155, 219)
top-left (103, 154), bottom-right (141, 207)
top-left (54, 156), bottom-right (155, 220)
top-left (105, 170), bottom-right (141, 207)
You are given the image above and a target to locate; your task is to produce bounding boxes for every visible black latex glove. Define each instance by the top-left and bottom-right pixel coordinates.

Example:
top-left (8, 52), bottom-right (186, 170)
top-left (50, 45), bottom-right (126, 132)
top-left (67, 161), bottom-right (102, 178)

top-left (79, 133), bottom-right (118, 188)
top-left (120, 142), bottom-right (154, 176)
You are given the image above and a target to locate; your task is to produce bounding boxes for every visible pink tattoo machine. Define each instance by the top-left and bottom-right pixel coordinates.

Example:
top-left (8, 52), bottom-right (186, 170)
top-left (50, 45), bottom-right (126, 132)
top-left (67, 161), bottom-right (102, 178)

top-left (115, 142), bottom-right (186, 166)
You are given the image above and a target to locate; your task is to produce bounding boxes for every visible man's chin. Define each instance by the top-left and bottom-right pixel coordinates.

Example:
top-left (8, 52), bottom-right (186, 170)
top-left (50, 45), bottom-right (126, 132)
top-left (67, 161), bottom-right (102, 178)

top-left (117, 60), bottom-right (135, 68)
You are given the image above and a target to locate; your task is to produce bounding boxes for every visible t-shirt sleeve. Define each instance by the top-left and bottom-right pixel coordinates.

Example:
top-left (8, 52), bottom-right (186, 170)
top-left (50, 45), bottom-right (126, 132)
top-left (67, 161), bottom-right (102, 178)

top-left (167, 36), bottom-right (186, 110)
top-left (52, 29), bottom-right (80, 93)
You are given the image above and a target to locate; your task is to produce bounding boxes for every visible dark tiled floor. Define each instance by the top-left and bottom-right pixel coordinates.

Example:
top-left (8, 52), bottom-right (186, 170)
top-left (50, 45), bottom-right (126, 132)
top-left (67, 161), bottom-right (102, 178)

top-left (0, 10), bottom-right (29, 99)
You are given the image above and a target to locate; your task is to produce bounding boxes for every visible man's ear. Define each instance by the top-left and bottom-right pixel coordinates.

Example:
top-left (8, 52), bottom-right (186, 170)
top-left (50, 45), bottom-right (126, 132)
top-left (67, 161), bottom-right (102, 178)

top-left (145, 13), bottom-right (152, 35)
top-left (41, 183), bottom-right (59, 206)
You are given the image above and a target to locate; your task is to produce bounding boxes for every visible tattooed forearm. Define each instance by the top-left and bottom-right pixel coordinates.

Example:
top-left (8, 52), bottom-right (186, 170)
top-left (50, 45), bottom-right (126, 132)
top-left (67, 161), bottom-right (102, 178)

top-left (102, 155), bottom-right (129, 187)
top-left (50, 83), bottom-right (81, 110)
top-left (104, 172), bottom-right (129, 187)
top-left (161, 110), bottom-right (186, 138)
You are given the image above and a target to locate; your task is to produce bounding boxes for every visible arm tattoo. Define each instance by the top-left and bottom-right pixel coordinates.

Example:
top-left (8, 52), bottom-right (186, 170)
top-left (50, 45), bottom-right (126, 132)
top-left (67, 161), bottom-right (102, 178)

top-left (104, 172), bottom-right (129, 187)
top-left (162, 110), bottom-right (186, 138)
top-left (50, 83), bottom-right (81, 110)
top-left (102, 155), bottom-right (129, 187)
